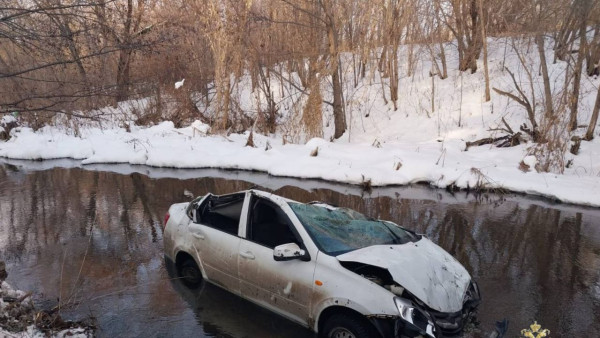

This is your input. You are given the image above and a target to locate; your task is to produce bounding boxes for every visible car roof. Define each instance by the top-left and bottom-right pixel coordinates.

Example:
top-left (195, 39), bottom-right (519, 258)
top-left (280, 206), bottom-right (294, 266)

top-left (208, 189), bottom-right (336, 208)
top-left (249, 189), bottom-right (299, 204)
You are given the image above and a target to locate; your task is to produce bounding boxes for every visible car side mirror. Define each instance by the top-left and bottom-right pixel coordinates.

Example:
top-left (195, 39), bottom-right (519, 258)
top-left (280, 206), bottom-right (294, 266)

top-left (273, 243), bottom-right (307, 261)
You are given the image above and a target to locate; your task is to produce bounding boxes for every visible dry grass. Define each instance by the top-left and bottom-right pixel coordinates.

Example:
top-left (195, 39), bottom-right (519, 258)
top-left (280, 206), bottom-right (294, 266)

top-left (245, 130), bottom-right (256, 147)
top-left (302, 80), bottom-right (324, 139)
top-left (360, 175), bottom-right (373, 193)
top-left (470, 167), bottom-right (509, 195)
top-left (529, 111), bottom-right (570, 174)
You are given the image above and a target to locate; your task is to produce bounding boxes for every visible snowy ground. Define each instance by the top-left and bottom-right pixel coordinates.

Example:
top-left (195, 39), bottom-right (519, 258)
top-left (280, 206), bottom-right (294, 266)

top-left (0, 281), bottom-right (91, 338)
top-left (0, 325), bottom-right (88, 338)
top-left (1, 121), bottom-right (599, 206)
top-left (1, 37), bottom-right (599, 207)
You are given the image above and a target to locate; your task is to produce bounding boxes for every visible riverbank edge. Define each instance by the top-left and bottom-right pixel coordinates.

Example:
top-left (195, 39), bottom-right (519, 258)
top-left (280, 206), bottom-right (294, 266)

top-left (1, 154), bottom-right (599, 210)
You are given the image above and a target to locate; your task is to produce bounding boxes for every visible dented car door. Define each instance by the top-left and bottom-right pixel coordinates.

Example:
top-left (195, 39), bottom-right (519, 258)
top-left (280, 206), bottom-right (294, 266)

top-left (191, 193), bottom-right (245, 293)
top-left (237, 195), bottom-right (317, 326)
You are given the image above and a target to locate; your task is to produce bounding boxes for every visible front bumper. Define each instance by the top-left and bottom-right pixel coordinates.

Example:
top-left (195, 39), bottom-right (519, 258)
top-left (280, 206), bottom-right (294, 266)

top-left (369, 316), bottom-right (436, 338)
top-left (370, 281), bottom-right (481, 337)
top-left (429, 309), bottom-right (472, 337)
top-left (429, 281), bottom-right (481, 337)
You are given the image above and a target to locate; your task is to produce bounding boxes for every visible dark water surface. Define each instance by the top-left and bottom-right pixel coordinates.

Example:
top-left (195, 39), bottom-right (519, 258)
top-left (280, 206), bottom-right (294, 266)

top-left (0, 159), bottom-right (599, 337)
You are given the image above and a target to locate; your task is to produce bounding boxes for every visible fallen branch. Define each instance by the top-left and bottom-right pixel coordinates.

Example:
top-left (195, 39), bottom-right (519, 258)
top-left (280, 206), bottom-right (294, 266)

top-left (465, 135), bottom-right (510, 150)
top-left (492, 67), bottom-right (538, 140)
top-left (501, 117), bottom-right (514, 134)
top-left (465, 132), bottom-right (524, 150)
top-left (4, 292), bottom-right (32, 310)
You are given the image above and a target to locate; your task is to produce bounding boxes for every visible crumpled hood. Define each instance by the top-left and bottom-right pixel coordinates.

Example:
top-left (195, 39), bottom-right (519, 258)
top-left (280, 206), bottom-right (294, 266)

top-left (337, 238), bottom-right (471, 313)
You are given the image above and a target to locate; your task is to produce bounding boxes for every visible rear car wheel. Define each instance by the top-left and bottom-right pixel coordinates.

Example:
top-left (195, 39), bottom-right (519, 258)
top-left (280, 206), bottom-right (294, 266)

top-left (177, 258), bottom-right (203, 288)
top-left (322, 313), bottom-right (379, 338)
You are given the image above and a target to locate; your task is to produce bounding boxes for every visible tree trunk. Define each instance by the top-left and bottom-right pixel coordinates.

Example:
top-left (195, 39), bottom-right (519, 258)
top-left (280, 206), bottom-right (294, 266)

top-left (584, 85), bottom-right (600, 140)
top-left (352, 54), bottom-right (358, 88)
top-left (586, 24), bottom-right (600, 76)
top-left (570, 19), bottom-right (587, 131)
top-left (478, 0), bottom-right (490, 101)
top-left (115, 0), bottom-right (133, 105)
top-left (361, 58), bottom-right (366, 79)
top-left (427, 43), bottom-right (443, 79)
top-left (555, 7), bottom-right (576, 62)
top-left (433, 1), bottom-right (448, 79)
top-left (455, 0), bottom-right (481, 73)
top-left (332, 64), bottom-right (346, 139)
top-left (115, 49), bottom-right (132, 103)
top-left (389, 45), bottom-right (399, 110)
top-left (536, 34), bottom-right (553, 118)
top-left (453, 0), bottom-right (466, 70)
top-left (466, 0), bottom-right (481, 73)
top-left (439, 42), bottom-right (448, 79)
top-left (57, 19), bottom-right (88, 84)
top-left (407, 42), bottom-right (415, 77)
top-left (322, 0), bottom-right (346, 139)
top-left (378, 45), bottom-right (388, 75)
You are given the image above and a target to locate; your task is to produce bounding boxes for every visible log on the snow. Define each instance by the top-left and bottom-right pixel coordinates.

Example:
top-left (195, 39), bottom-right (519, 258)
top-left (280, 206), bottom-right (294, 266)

top-left (465, 132), bottom-right (523, 150)
top-left (465, 135), bottom-right (509, 150)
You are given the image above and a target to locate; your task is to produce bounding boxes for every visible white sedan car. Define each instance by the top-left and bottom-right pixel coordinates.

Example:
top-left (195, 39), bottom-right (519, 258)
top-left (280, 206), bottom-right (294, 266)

top-left (163, 190), bottom-right (480, 338)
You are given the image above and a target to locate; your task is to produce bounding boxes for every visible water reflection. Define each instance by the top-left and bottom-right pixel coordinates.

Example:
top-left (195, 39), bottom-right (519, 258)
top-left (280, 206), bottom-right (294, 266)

top-left (164, 259), bottom-right (314, 338)
top-left (0, 160), bottom-right (599, 337)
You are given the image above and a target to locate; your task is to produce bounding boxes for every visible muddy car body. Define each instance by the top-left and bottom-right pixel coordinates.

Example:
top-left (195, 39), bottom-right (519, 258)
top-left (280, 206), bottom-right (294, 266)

top-left (163, 190), bottom-right (480, 337)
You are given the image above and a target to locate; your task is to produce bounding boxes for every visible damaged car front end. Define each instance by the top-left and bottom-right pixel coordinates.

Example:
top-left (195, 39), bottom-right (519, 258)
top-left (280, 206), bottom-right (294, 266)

top-left (372, 281), bottom-right (481, 338)
top-left (339, 260), bottom-right (481, 337)
top-left (290, 202), bottom-right (481, 337)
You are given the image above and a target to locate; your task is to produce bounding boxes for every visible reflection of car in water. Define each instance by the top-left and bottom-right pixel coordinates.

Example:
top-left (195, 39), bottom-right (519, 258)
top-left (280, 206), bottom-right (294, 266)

top-left (164, 258), bottom-right (315, 338)
top-left (163, 190), bottom-right (481, 338)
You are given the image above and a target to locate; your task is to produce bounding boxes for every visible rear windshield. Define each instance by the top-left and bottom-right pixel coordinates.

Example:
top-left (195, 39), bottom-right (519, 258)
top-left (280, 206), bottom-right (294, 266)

top-left (288, 203), bottom-right (419, 256)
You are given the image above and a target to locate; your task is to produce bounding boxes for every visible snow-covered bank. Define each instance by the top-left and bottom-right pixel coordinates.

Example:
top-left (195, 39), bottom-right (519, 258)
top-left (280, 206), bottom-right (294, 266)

top-left (0, 280), bottom-right (92, 338)
top-left (1, 121), bottom-right (599, 207)
top-left (1, 37), bottom-right (600, 207)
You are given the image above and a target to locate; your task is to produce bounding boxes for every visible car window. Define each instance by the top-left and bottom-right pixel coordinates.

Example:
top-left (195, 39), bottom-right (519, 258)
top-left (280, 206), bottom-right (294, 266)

top-left (288, 202), bottom-right (419, 256)
top-left (197, 193), bottom-right (244, 235)
top-left (247, 198), bottom-right (299, 249)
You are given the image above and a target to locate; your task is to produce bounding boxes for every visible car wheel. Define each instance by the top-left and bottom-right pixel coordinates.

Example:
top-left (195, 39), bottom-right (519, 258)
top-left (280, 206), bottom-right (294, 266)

top-left (322, 313), bottom-right (379, 338)
top-left (177, 258), bottom-right (203, 288)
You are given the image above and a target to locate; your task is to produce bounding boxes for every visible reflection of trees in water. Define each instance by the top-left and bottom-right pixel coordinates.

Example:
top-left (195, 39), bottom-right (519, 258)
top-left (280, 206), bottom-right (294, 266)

top-left (0, 166), bottom-right (598, 335)
top-left (164, 259), bottom-right (313, 338)
top-left (0, 167), bottom-right (254, 260)
top-left (0, 166), bottom-right (257, 316)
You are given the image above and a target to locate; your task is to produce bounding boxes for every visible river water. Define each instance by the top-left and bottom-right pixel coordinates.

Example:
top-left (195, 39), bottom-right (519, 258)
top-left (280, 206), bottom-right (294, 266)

top-left (0, 159), bottom-right (599, 337)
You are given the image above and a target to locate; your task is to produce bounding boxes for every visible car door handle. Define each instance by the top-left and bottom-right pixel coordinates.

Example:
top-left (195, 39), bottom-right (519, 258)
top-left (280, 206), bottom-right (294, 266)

top-left (239, 251), bottom-right (255, 260)
top-left (192, 233), bottom-right (205, 240)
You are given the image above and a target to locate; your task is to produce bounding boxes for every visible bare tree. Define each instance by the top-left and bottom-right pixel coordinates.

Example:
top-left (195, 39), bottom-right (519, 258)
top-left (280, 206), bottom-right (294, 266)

top-left (478, 0), bottom-right (490, 101)
top-left (1, 0), bottom-right (597, 152)
top-left (94, 0), bottom-right (160, 104)
top-left (584, 86), bottom-right (600, 140)
top-left (569, 0), bottom-right (591, 131)
top-left (320, 0), bottom-right (347, 138)
top-left (438, 0), bottom-right (483, 73)
top-left (586, 24), bottom-right (600, 76)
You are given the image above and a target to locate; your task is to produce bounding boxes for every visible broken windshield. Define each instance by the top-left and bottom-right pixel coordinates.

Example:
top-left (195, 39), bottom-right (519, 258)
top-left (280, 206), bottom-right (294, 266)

top-left (288, 203), bottom-right (419, 256)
